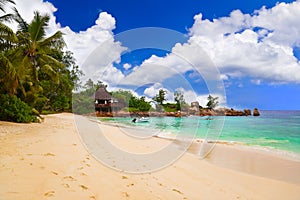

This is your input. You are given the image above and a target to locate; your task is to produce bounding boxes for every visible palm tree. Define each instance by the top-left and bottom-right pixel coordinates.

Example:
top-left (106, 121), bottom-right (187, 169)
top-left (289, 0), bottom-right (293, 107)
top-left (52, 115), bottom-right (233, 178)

top-left (7, 10), bottom-right (66, 104)
top-left (0, 0), bottom-right (16, 49)
top-left (0, 0), bottom-right (17, 95)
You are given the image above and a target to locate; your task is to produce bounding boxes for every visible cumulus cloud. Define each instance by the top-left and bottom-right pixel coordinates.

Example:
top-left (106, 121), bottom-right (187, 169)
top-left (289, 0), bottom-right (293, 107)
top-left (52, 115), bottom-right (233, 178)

top-left (123, 63), bottom-right (132, 70)
top-left (117, 1), bottom-right (300, 103)
top-left (188, 0), bottom-right (300, 84)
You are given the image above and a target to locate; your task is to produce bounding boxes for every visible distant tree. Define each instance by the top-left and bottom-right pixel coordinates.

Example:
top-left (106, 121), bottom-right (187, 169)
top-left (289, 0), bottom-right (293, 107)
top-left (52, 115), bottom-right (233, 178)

top-left (111, 89), bottom-right (133, 105)
top-left (174, 90), bottom-right (185, 110)
top-left (138, 96), bottom-right (151, 112)
top-left (129, 95), bottom-right (151, 112)
top-left (84, 78), bottom-right (95, 90)
top-left (96, 80), bottom-right (107, 90)
top-left (206, 95), bottom-right (219, 110)
top-left (39, 50), bottom-right (82, 112)
top-left (153, 89), bottom-right (167, 105)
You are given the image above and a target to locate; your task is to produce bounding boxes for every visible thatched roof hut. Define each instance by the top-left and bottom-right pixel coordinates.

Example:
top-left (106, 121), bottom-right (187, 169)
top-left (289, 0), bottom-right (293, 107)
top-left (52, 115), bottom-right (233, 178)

top-left (94, 86), bottom-right (124, 114)
top-left (95, 86), bottom-right (112, 100)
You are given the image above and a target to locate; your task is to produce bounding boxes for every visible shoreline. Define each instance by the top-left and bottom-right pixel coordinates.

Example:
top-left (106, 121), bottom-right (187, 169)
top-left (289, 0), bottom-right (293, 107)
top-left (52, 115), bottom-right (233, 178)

top-left (91, 118), bottom-right (300, 184)
top-left (95, 116), bottom-right (300, 162)
top-left (1, 113), bottom-right (299, 199)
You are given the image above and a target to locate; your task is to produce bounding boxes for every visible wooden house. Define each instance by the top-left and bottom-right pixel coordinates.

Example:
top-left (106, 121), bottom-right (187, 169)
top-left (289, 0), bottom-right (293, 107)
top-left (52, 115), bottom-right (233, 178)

top-left (94, 86), bottom-right (124, 113)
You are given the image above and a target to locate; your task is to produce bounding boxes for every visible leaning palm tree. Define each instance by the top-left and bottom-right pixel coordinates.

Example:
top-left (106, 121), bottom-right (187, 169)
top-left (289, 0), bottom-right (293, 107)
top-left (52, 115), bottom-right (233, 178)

top-left (8, 10), bottom-right (66, 104)
top-left (0, 0), bottom-right (18, 95)
top-left (0, 0), bottom-right (16, 50)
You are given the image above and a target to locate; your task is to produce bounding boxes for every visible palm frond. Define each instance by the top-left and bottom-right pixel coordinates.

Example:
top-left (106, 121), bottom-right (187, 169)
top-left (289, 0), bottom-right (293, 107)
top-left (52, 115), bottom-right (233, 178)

top-left (40, 64), bottom-right (59, 84)
top-left (0, 0), bottom-right (15, 13)
top-left (0, 22), bottom-right (17, 44)
top-left (28, 11), bottom-right (50, 42)
top-left (39, 31), bottom-right (65, 49)
top-left (12, 7), bottom-right (28, 32)
top-left (0, 13), bottom-right (14, 22)
top-left (39, 54), bottom-right (64, 69)
top-left (0, 52), bottom-right (18, 94)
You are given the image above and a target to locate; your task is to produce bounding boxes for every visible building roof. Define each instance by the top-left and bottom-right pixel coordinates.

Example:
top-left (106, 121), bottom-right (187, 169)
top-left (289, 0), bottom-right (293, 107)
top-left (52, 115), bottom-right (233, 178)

top-left (95, 86), bottom-right (112, 100)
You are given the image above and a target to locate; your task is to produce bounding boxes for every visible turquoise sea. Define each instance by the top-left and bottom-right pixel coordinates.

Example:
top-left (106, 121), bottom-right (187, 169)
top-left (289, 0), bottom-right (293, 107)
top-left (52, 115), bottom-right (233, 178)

top-left (100, 110), bottom-right (300, 154)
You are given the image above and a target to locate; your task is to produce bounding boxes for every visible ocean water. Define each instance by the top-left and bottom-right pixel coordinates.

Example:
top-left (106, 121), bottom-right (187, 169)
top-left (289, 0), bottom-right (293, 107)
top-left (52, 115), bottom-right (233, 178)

top-left (99, 110), bottom-right (300, 154)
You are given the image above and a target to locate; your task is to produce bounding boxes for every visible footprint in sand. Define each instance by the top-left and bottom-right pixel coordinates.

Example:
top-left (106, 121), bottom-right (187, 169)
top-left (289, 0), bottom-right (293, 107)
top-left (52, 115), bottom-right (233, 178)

top-left (172, 188), bottom-right (183, 195)
top-left (121, 176), bottom-right (128, 179)
top-left (43, 153), bottom-right (55, 156)
top-left (63, 176), bottom-right (76, 181)
top-left (44, 191), bottom-right (55, 197)
top-left (122, 192), bottom-right (130, 197)
top-left (62, 183), bottom-right (70, 188)
top-left (51, 171), bottom-right (58, 175)
top-left (79, 184), bottom-right (88, 190)
top-left (126, 183), bottom-right (134, 187)
top-left (80, 172), bottom-right (87, 176)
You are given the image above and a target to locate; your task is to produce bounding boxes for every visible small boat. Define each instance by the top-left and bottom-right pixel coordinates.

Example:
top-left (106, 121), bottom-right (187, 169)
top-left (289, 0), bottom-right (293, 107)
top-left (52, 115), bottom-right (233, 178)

top-left (132, 117), bottom-right (149, 123)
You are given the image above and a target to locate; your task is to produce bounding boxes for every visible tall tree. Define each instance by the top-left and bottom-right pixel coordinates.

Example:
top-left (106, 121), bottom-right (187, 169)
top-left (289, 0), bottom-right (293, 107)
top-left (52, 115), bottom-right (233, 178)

top-left (0, 0), bottom-right (15, 46)
top-left (0, 0), bottom-right (18, 95)
top-left (153, 89), bottom-right (167, 105)
top-left (174, 90), bottom-right (185, 111)
top-left (206, 95), bottom-right (219, 110)
top-left (9, 10), bottom-right (65, 105)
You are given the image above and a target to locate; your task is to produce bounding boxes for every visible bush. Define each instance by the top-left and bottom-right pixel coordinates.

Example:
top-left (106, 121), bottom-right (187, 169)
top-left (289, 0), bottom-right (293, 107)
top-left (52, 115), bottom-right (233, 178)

top-left (0, 94), bottom-right (36, 123)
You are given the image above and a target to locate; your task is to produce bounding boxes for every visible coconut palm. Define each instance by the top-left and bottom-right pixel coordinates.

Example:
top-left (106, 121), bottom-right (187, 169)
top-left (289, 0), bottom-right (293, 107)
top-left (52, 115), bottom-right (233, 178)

top-left (6, 10), bottom-right (66, 104)
top-left (0, 0), bottom-right (16, 48)
top-left (0, 0), bottom-right (18, 95)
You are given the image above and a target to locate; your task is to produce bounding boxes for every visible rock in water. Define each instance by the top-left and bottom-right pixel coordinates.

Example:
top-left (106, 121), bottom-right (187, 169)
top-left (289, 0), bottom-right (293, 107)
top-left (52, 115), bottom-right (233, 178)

top-left (253, 108), bottom-right (260, 116)
top-left (244, 109), bottom-right (251, 116)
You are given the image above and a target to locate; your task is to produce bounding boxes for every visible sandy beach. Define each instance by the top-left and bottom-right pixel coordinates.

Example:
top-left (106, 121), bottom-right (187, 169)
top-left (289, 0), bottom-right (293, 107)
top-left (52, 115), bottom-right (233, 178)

top-left (0, 113), bottom-right (299, 200)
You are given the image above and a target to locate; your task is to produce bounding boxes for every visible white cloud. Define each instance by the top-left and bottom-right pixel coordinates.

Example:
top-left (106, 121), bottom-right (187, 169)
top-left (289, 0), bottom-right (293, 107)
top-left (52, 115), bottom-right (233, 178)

top-left (188, 0), bottom-right (300, 84)
top-left (61, 11), bottom-right (127, 86)
top-left (123, 63), bottom-right (132, 70)
top-left (95, 12), bottom-right (116, 30)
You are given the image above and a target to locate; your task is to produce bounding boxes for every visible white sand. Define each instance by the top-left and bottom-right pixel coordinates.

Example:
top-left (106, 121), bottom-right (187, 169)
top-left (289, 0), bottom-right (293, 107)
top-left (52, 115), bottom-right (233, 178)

top-left (0, 113), bottom-right (299, 199)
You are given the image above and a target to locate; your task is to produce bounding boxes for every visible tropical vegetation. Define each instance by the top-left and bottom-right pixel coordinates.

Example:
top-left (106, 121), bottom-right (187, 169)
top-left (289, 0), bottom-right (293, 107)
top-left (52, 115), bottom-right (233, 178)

top-left (206, 95), bottom-right (219, 110)
top-left (0, 0), bottom-right (81, 122)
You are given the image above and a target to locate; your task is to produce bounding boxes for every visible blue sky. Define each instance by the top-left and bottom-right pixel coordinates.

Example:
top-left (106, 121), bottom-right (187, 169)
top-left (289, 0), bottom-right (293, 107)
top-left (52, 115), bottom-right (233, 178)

top-left (12, 0), bottom-right (300, 110)
top-left (47, 0), bottom-right (294, 33)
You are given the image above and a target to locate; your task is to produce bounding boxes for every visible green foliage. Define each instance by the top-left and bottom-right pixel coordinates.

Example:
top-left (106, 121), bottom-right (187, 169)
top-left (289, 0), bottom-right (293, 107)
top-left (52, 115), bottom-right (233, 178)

top-left (174, 90), bottom-right (186, 110)
top-left (0, 94), bottom-right (36, 123)
top-left (111, 89), bottom-right (132, 105)
top-left (0, 7), bottom-right (82, 122)
top-left (162, 103), bottom-right (177, 112)
top-left (206, 95), bottom-right (219, 110)
top-left (112, 89), bottom-right (152, 112)
top-left (72, 79), bottom-right (96, 115)
top-left (153, 89), bottom-right (167, 105)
